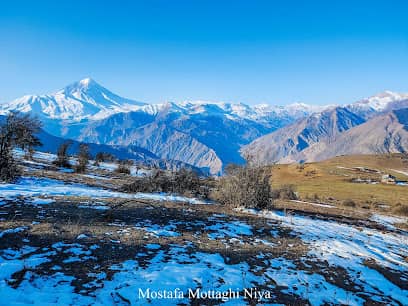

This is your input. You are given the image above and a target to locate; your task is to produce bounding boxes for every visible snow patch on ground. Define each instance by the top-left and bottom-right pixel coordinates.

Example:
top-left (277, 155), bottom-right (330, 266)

top-left (0, 226), bottom-right (28, 238)
top-left (0, 239), bottom-right (379, 305)
top-left (134, 221), bottom-right (181, 237)
top-left (290, 200), bottom-right (334, 208)
top-left (206, 220), bottom-right (252, 240)
top-left (1, 208), bottom-right (407, 305)
top-left (30, 197), bottom-right (56, 205)
top-left (239, 208), bottom-right (408, 305)
top-left (391, 169), bottom-right (408, 177)
top-left (0, 177), bottom-right (208, 204)
top-left (370, 214), bottom-right (408, 230)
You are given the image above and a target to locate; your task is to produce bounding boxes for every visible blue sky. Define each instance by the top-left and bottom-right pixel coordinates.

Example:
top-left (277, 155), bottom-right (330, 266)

top-left (0, 0), bottom-right (407, 105)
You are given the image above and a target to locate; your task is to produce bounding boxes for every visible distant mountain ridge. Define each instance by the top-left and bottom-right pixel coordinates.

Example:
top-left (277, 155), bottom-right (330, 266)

top-left (2, 78), bottom-right (408, 173)
top-left (1, 78), bottom-right (332, 174)
top-left (288, 108), bottom-right (408, 162)
top-left (243, 91), bottom-right (408, 165)
top-left (241, 107), bottom-right (366, 164)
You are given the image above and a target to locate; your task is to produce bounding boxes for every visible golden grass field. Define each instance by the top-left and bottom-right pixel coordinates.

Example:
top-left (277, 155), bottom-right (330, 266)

top-left (270, 154), bottom-right (408, 212)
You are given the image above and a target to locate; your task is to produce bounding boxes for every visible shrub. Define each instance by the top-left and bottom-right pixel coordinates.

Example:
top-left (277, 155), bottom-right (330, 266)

top-left (296, 164), bottom-right (305, 171)
top-left (271, 184), bottom-right (297, 200)
top-left (95, 152), bottom-right (115, 163)
top-left (115, 161), bottom-right (131, 175)
top-left (342, 199), bottom-right (356, 207)
top-left (121, 168), bottom-right (212, 199)
top-left (393, 203), bottom-right (408, 216)
top-left (74, 144), bottom-right (90, 173)
top-left (172, 168), bottom-right (200, 194)
top-left (53, 141), bottom-right (72, 168)
top-left (211, 164), bottom-right (272, 209)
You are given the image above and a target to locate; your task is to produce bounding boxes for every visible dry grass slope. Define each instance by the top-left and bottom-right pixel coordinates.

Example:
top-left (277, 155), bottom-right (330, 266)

top-left (270, 154), bottom-right (408, 214)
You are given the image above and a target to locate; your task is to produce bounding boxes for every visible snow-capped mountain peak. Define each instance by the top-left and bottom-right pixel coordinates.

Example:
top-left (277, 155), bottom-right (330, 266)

top-left (352, 90), bottom-right (408, 111)
top-left (60, 77), bottom-right (101, 95)
top-left (79, 77), bottom-right (93, 86)
top-left (344, 90), bottom-right (408, 119)
top-left (0, 78), bottom-right (146, 121)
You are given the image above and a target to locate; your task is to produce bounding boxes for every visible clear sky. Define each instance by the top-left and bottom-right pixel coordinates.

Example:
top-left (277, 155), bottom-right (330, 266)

top-left (0, 0), bottom-right (407, 105)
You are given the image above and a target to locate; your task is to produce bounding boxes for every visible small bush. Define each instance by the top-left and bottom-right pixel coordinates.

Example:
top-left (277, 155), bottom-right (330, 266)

top-left (95, 152), bottom-right (115, 163)
top-left (393, 203), bottom-right (408, 216)
top-left (74, 144), bottom-right (90, 173)
top-left (115, 162), bottom-right (131, 175)
top-left (211, 165), bottom-right (272, 209)
top-left (342, 199), bottom-right (356, 207)
top-left (54, 141), bottom-right (72, 168)
top-left (272, 185), bottom-right (298, 200)
top-left (296, 164), bottom-right (305, 171)
top-left (121, 168), bottom-right (212, 199)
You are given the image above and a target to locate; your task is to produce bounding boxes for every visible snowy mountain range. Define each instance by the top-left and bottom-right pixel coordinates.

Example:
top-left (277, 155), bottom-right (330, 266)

top-left (1, 78), bottom-right (408, 173)
top-left (0, 78), bottom-right (332, 122)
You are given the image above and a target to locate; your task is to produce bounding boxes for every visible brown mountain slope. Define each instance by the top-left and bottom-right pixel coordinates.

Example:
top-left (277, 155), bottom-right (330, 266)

top-left (241, 107), bottom-right (365, 164)
top-left (285, 108), bottom-right (408, 163)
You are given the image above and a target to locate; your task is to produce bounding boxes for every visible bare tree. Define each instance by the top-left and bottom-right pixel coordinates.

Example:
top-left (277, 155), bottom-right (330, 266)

top-left (0, 112), bottom-right (42, 182)
top-left (75, 143), bottom-right (90, 173)
top-left (54, 141), bottom-right (72, 168)
top-left (94, 152), bottom-right (115, 166)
